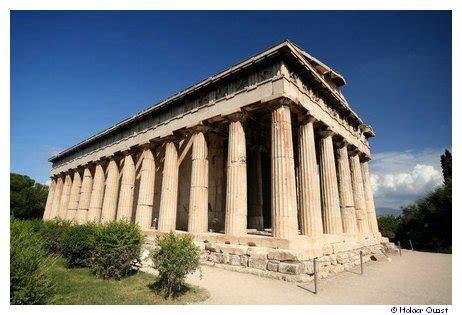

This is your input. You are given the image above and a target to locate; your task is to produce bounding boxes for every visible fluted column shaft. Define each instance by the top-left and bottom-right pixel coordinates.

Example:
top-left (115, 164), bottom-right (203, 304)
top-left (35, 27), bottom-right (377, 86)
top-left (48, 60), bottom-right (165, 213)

top-left (350, 153), bottom-right (369, 234)
top-left (247, 146), bottom-right (264, 230)
top-left (50, 177), bottom-right (64, 220)
top-left (117, 153), bottom-right (136, 221)
top-left (75, 167), bottom-right (93, 224)
top-left (58, 174), bottom-right (72, 219)
top-left (88, 163), bottom-right (105, 223)
top-left (135, 148), bottom-right (156, 230)
top-left (361, 161), bottom-right (380, 234)
top-left (298, 119), bottom-right (323, 236)
top-left (336, 144), bottom-right (358, 234)
top-left (66, 171), bottom-right (82, 221)
top-left (271, 104), bottom-right (298, 239)
top-left (43, 178), bottom-right (56, 220)
top-left (188, 131), bottom-right (209, 233)
top-left (319, 131), bottom-right (343, 234)
top-left (225, 118), bottom-right (247, 236)
top-left (158, 142), bottom-right (179, 232)
top-left (101, 159), bottom-right (119, 223)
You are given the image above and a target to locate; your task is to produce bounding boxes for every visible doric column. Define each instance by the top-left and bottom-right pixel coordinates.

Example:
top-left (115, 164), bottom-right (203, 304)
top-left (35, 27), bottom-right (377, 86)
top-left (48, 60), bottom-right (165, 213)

top-left (101, 158), bottom-right (119, 223)
top-left (43, 178), bottom-right (56, 220)
top-left (75, 167), bottom-right (93, 224)
top-left (88, 162), bottom-right (105, 223)
top-left (188, 129), bottom-right (209, 233)
top-left (117, 152), bottom-right (136, 221)
top-left (58, 174), bottom-right (72, 219)
top-left (298, 117), bottom-right (323, 236)
top-left (158, 141), bottom-right (179, 232)
top-left (361, 160), bottom-right (380, 235)
top-left (50, 176), bottom-right (64, 220)
top-left (349, 152), bottom-right (369, 234)
top-left (225, 114), bottom-right (247, 236)
top-left (135, 147), bottom-right (156, 230)
top-left (247, 145), bottom-right (264, 230)
top-left (270, 102), bottom-right (298, 239)
top-left (336, 142), bottom-right (358, 234)
top-left (319, 129), bottom-right (343, 234)
top-left (66, 171), bottom-right (82, 221)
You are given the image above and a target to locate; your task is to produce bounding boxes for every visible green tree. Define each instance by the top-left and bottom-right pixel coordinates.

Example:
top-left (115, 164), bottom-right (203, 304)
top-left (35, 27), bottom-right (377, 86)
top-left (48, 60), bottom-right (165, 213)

top-left (150, 232), bottom-right (200, 299)
top-left (440, 149), bottom-right (452, 186)
top-left (395, 149), bottom-right (452, 252)
top-left (10, 173), bottom-right (49, 220)
top-left (377, 215), bottom-right (400, 239)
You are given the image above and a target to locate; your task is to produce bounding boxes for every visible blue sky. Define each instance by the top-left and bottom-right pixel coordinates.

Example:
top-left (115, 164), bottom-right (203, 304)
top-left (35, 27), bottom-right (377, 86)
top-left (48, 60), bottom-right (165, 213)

top-left (10, 11), bottom-right (451, 209)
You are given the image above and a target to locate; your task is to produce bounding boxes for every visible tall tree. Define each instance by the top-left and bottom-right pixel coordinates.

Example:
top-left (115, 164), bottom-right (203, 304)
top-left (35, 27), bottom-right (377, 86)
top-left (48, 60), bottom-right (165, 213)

top-left (440, 149), bottom-right (452, 186)
top-left (10, 173), bottom-right (49, 220)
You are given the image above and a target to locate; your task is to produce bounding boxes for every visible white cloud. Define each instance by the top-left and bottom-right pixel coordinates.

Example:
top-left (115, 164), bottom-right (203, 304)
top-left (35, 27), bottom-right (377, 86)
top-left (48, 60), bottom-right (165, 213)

top-left (369, 149), bottom-right (444, 209)
top-left (44, 179), bottom-right (51, 186)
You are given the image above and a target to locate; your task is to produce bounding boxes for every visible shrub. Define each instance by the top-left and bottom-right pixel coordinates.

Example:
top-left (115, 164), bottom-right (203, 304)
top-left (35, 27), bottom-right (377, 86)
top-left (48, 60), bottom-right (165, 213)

top-left (92, 220), bottom-right (143, 280)
top-left (40, 219), bottom-right (72, 255)
top-left (10, 218), bottom-right (55, 304)
top-left (150, 232), bottom-right (200, 299)
top-left (62, 223), bottom-right (98, 268)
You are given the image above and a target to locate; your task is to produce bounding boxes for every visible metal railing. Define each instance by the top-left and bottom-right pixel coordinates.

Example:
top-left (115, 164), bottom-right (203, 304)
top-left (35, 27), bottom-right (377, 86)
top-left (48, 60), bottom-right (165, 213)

top-left (302, 250), bottom-right (365, 295)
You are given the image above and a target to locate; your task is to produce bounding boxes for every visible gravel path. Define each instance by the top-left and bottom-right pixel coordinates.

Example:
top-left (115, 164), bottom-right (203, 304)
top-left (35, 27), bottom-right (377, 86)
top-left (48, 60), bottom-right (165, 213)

top-left (180, 250), bottom-right (451, 304)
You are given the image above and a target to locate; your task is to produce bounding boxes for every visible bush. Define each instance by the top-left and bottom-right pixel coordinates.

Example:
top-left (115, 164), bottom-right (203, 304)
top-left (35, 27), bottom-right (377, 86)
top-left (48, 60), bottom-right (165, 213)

top-left (92, 221), bottom-right (143, 280)
top-left (377, 215), bottom-right (400, 239)
top-left (150, 232), bottom-right (200, 299)
top-left (40, 219), bottom-right (72, 255)
top-left (62, 223), bottom-right (99, 268)
top-left (10, 218), bottom-right (55, 304)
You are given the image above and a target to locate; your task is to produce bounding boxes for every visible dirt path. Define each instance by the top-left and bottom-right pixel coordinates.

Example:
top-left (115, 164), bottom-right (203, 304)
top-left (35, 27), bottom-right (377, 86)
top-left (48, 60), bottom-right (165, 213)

top-left (182, 250), bottom-right (451, 304)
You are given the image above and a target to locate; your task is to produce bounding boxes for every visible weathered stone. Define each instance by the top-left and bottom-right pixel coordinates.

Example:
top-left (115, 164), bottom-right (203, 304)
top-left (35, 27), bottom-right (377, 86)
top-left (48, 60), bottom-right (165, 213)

top-left (266, 260), bottom-right (279, 272)
top-left (268, 249), bottom-right (298, 261)
top-left (247, 247), bottom-right (270, 259)
top-left (240, 255), bottom-right (249, 267)
top-left (279, 262), bottom-right (302, 275)
top-left (302, 260), bottom-right (315, 274)
top-left (229, 254), bottom-right (241, 266)
top-left (218, 244), bottom-right (248, 255)
top-left (248, 257), bottom-right (267, 270)
top-left (205, 243), bottom-right (221, 252)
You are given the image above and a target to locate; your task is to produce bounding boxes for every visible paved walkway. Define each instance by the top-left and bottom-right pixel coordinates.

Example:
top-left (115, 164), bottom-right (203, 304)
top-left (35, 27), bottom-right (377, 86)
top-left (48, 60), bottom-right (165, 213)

top-left (182, 250), bottom-right (451, 304)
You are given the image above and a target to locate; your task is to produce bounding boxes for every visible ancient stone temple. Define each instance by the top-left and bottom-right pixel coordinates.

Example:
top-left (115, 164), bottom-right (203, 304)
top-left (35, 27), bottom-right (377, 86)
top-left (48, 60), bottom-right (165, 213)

top-left (43, 40), bottom-right (393, 281)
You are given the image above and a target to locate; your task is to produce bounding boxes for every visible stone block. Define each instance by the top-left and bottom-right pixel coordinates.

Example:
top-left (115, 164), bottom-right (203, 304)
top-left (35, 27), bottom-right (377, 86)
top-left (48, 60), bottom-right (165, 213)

top-left (247, 247), bottom-right (270, 259)
top-left (229, 254), bottom-right (241, 266)
top-left (210, 253), bottom-right (224, 264)
top-left (268, 249), bottom-right (299, 261)
top-left (301, 260), bottom-right (314, 274)
top-left (240, 255), bottom-right (249, 267)
top-left (205, 242), bottom-right (221, 253)
top-left (222, 253), bottom-right (231, 264)
top-left (322, 245), bottom-right (333, 255)
top-left (248, 257), bottom-right (267, 270)
top-left (218, 244), bottom-right (248, 255)
top-left (266, 260), bottom-right (279, 272)
top-left (278, 262), bottom-right (302, 275)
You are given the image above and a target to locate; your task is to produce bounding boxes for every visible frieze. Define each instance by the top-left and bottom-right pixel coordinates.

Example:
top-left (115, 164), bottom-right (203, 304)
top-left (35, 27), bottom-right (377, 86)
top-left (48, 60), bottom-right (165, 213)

top-left (51, 62), bottom-right (281, 171)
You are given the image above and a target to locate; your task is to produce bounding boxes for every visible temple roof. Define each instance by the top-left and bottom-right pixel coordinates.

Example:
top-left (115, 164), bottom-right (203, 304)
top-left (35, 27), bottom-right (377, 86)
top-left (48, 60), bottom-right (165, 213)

top-left (49, 39), bottom-right (366, 163)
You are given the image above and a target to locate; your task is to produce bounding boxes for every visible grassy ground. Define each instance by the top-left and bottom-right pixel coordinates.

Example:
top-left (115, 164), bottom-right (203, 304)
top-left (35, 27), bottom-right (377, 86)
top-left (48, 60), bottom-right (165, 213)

top-left (48, 259), bottom-right (209, 305)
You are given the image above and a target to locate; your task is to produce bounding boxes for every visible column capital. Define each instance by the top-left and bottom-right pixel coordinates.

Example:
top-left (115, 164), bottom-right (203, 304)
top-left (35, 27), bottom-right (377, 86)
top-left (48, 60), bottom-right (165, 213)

top-left (269, 97), bottom-right (295, 111)
top-left (226, 111), bottom-right (247, 123)
top-left (319, 126), bottom-right (335, 138)
top-left (334, 139), bottom-right (349, 149)
top-left (190, 124), bottom-right (211, 134)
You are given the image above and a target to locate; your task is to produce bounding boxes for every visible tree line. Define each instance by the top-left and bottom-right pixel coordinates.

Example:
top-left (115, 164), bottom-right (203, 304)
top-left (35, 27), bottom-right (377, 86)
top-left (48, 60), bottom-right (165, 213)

top-left (377, 150), bottom-right (452, 253)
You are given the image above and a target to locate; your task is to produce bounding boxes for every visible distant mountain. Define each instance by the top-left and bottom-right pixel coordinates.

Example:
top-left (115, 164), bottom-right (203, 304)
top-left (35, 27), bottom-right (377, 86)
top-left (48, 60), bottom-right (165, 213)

top-left (376, 207), bottom-right (402, 217)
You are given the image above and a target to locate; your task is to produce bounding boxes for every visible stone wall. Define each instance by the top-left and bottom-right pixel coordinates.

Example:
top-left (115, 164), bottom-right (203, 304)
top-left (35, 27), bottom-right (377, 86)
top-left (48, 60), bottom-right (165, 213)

top-left (142, 238), bottom-right (399, 282)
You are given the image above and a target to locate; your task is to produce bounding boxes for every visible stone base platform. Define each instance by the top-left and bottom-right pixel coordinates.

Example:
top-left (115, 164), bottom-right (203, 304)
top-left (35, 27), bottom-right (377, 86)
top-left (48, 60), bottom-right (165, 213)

top-left (142, 229), bottom-right (399, 282)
